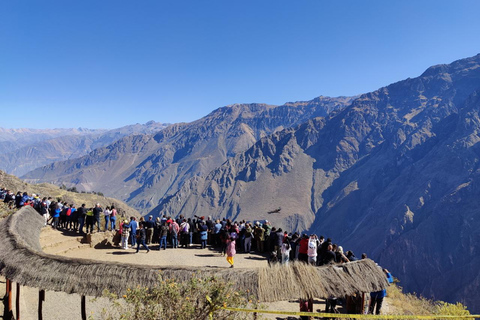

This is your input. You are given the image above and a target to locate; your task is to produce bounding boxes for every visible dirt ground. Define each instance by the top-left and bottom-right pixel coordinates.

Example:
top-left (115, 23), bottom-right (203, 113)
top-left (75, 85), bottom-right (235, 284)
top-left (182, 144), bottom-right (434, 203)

top-left (2, 227), bottom-right (390, 319)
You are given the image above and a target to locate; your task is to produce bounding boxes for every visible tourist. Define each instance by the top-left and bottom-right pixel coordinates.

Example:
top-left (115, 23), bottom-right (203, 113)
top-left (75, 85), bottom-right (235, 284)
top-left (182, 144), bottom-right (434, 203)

top-left (153, 217), bottom-right (161, 244)
top-left (110, 205), bottom-right (117, 230)
top-left (120, 220), bottom-right (130, 250)
top-left (145, 215), bottom-right (155, 245)
top-left (85, 207), bottom-right (95, 233)
top-left (244, 223), bottom-right (253, 253)
top-left (70, 205), bottom-right (78, 231)
top-left (39, 197), bottom-right (49, 226)
top-left (298, 234), bottom-right (309, 263)
top-left (93, 203), bottom-right (102, 232)
top-left (52, 204), bottom-right (61, 229)
top-left (226, 234), bottom-right (236, 268)
top-left (335, 246), bottom-right (350, 264)
top-left (77, 204), bottom-right (87, 234)
top-left (199, 221), bottom-right (208, 249)
top-left (254, 222), bottom-right (265, 252)
top-left (273, 228), bottom-right (284, 258)
top-left (346, 250), bottom-right (358, 261)
top-left (170, 219), bottom-right (180, 248)
top-left (188, 218), bottom-right (195, 246)
top-left (129, 217), bottom-right (138, 248)
top-left (369, 269), bottom-right (393, 315)
top-left (323, 244), bottom-right (337, 265)
top-left (103, 206), bottom-right (111, 231)
top-left (307, 235), bottom-right (319, 265)
top-left (135, 222), bottom-right (150, 254)
top-left (281, 238), bottom-right (291, 265)
top-left (180, 219), bottom-right (189, 248)
top-left (159, 221), bottom-right (168, 250)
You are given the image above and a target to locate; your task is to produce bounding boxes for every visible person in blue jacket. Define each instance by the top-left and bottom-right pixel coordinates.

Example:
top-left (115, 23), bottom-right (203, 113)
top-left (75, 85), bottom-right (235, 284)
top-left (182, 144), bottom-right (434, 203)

top-left (369, 268), bottom-right (393, 315)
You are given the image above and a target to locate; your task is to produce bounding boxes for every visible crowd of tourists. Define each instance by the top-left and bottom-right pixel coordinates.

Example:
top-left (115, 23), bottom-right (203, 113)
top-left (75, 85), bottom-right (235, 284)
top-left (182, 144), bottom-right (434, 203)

top-left (117, 214), bottom-right (367, 269)
top-left (0, 187), bottom-right (121, 233)
top-left (1, 187), bottom-right (392, 315)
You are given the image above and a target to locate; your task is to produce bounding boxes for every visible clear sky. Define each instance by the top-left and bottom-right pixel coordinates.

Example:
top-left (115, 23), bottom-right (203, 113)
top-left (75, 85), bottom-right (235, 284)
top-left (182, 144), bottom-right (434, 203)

top-left (1, 0), bottom-right (480, 129)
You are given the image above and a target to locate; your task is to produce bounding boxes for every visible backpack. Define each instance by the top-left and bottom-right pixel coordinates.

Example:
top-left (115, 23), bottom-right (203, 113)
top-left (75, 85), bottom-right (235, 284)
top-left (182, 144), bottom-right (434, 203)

top-left (34, 200), bottom-right (43, 213)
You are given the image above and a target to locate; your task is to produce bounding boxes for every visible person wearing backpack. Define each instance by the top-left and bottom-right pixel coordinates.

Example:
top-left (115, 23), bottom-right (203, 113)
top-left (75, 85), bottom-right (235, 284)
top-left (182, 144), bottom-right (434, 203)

top-left (135, 222), bottom-right (150, 253)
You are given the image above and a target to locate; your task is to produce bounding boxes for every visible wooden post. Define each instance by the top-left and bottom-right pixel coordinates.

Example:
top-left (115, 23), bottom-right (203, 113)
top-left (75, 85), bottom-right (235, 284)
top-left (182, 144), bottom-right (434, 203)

top-left (38, 289), bottom-right (45, 320)
top-left (15, 282), bottom-right (20, 320)
top-left (81, 295), bottom-right (86, 320)
top-left (6, 279), bottom-right (12, 314)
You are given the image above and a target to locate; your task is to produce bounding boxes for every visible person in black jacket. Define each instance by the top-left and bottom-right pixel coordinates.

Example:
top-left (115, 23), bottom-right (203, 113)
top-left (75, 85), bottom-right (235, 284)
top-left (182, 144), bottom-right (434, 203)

top-left (92, 203), bottom-right (103, 232)
top-left (77, 204), bottom-right (87, 234)
top-left (135, 222), bottom-right (150, 253)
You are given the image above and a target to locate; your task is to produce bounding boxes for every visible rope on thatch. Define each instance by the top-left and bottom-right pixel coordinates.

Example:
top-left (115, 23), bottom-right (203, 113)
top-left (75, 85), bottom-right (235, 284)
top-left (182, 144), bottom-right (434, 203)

top-left (0, 207), bottom-right (388, 301)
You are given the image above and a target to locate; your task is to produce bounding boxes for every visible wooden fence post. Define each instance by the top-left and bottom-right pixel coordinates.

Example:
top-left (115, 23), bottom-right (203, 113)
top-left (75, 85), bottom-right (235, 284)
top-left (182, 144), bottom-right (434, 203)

top-left (6, 279), bottom-right (12, 314)
top-left (81, 295), bottom-right (86, 320)
top-left (16, 282), bottom-right (20, 320)
top-left (38, 289), bottom-right (45, 320)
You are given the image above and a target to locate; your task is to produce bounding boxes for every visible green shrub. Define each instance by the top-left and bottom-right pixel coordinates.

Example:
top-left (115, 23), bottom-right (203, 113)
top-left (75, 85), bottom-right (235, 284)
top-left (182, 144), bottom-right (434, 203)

top-left (100, 273), bottom-right (258, 320)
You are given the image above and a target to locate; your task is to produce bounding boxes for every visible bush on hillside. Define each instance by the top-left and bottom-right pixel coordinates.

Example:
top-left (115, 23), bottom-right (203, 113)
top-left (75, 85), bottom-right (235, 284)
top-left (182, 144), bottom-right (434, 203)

top-left (100, 273), bottom-right (258, 320)
top-left (387, 283), bottom-right (470, 317)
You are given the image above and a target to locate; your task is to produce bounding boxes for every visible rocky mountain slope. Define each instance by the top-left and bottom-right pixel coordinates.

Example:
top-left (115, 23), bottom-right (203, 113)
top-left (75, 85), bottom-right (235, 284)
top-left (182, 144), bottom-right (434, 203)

top-left (22, 97), bottom-right (353, 212)
top-left (153, 54), bottom-right (480, 311)
top-left (0, 121), bottom-right (169, 176)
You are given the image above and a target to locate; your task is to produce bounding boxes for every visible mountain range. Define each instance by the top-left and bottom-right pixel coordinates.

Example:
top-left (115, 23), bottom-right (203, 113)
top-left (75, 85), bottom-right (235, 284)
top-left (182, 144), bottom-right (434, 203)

top-left (0, 121), bottom-right (169, 176)
top-left (16, 53), bottom-right (480, 311)
top-left (23, 97), bottom-right (353, 212)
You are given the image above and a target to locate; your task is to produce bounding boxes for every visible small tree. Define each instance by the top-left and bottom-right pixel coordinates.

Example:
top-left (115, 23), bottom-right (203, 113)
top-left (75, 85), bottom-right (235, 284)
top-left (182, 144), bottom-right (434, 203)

top-left (100, 274), bottom-right (257, 320)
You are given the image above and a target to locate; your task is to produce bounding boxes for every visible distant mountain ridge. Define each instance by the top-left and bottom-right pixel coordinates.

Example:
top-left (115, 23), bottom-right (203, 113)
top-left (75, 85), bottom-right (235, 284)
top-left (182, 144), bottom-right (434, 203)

top-left (0, 127), bottom-right (105, 155)
top-left (0, 121), bottom-right (170, 176)
top-left (22, 97), bottom-right (354, 212)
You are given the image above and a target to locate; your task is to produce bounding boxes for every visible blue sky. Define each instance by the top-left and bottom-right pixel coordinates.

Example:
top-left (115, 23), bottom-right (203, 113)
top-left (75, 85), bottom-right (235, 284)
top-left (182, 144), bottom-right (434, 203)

top-left (1, 0), bottom-right (480, 129)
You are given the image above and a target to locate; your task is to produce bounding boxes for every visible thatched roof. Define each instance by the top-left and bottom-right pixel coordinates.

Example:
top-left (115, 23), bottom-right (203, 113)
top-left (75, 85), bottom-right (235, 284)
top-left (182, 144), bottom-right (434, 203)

top-left (0, 207), bottom-right (388, 301)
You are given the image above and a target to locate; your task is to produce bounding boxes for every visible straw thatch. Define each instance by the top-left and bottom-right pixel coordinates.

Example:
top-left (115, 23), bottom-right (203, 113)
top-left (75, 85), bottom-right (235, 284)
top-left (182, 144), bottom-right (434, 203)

top-left (0, 207), bottom-right (388, 301)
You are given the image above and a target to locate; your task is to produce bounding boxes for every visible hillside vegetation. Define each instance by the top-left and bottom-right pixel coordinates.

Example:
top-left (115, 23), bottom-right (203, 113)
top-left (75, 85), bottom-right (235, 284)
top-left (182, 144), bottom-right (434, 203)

top-left (0, 170), bottom-right (140, 218)
top-left (386, 283), bottom-right (470, 317)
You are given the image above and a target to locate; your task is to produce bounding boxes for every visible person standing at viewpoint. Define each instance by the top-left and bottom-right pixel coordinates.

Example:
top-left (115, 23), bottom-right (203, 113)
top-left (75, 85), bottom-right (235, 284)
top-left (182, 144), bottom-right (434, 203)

top-left (92, 203), bottom-right (103, 232)
top-left (226, 234), bottom-right (236, 268)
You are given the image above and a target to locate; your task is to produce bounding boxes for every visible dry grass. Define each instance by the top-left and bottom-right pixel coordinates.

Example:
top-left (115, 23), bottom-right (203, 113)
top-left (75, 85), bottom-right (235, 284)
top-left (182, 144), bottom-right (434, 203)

top-left (0, 170), bottom-right (140, 218)
top-left (386, 283), bottom-right (470, 316)
top-left (387, 283), bottom-right (436, 315)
